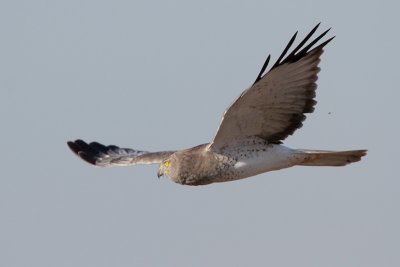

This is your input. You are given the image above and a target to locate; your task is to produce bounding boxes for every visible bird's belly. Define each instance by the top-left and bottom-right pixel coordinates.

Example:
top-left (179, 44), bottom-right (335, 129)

top-left (230, 144), bottom-right (296, 179)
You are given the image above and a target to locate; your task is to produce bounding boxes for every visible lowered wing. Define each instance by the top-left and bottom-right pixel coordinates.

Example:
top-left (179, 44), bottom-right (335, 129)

top-left (67, 139), bottom-right (175, 167)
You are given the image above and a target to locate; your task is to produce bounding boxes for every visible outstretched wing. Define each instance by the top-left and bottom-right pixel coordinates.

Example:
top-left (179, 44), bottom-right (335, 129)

top-left (67, 139), bottom-right (175, 167)
top-left (209, 24), bottom-right (334, 151)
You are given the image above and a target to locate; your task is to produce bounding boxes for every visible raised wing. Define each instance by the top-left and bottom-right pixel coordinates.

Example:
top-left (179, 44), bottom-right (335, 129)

top-left (67, 139), bottom-right (175, 167)
top-left (209, 24), bottom-right (334, 151)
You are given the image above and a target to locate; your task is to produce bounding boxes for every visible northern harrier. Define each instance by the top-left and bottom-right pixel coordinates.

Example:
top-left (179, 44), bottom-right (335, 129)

top-left (68, 24), bottom-right (367, 186)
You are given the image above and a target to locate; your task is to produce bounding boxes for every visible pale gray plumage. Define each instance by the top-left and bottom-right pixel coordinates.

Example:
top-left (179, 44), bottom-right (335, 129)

top-left (68, 24), bottom-right (367, 186)
top-left (67, 140), bottom-right (175, 167)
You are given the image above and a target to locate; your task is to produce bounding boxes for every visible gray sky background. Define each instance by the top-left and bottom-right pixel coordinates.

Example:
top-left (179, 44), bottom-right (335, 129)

top-left (1, 1), bottom-right (399, 266)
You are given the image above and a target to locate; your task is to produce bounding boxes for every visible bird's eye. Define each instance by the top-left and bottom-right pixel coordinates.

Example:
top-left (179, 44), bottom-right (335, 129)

top-left (163, 160), bottom-right (170, 167)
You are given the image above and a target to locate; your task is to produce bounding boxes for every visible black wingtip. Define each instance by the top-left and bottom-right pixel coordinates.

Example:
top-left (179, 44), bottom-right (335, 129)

top-left (77, 151), bottom-right (97, 165)
top-left (271, 31), bottom-right (298, 69)
top-left (67, 140), bottom-right (81, 155)
top-left (322, 35), bottom-right (336, 46)
top-left (253, 23), bottom-right (333, 85)
top-left (296, 27), bottom-right (332, 55)
top-left (253, 54), bottom-right (271, 84)
top-left (67, 139), bottom-right (99, 166)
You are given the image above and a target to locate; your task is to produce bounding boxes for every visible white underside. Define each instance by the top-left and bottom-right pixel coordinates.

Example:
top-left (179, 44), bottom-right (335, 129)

top-left (230, 144), bottom-right (298, 179)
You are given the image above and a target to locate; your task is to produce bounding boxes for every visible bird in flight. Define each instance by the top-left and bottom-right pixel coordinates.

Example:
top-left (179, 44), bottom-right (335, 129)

top-left (68, 24), bottom-right (367, 186)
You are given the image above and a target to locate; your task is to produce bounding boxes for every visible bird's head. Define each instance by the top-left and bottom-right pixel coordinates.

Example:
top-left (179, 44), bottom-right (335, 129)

top-left (157, 156), bottom-right (184, 184)
top-left (157, 159), bottom-right (172, 179)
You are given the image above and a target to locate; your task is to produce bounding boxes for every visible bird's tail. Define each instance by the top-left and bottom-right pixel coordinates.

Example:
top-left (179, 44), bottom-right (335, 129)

top-left (296, 149), bottom-right (367, 166)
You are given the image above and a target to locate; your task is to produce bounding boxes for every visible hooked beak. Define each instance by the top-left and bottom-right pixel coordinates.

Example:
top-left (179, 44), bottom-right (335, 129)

top-left (157, 169), bottom-right (163, 179)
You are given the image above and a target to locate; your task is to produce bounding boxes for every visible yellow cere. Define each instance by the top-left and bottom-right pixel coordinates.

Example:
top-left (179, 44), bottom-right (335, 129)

top-left (163, 161), bottom-right (170, 167)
